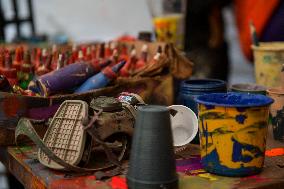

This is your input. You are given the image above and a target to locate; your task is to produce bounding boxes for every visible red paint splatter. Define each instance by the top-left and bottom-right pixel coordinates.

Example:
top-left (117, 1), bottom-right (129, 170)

top-left (110, 176), bottom-right (128, 189)
top-left (87, 175), bottom-right (97, 180)
top-left (265, 148), bottom-right (284, 157)
top-left (240, 174), bottom-right (271, 184)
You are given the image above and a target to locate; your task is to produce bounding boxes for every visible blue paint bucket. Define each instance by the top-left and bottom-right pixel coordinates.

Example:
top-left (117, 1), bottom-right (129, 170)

top-left (178, 79), bottom-right (227, 114)
top-left (177, 79), bottom-right (227, 143)
top-left (196, 92), bottom-right (273, 176)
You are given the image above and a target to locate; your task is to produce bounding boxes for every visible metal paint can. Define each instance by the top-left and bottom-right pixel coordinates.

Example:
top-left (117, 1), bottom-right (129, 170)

top-left (267, 87), bottom-right (284, 141)
top-left (178, 79), bottom-right (227, 115)
top-left (231, 83), bottom-right (267, 95)
top-left (178, 79), bottom-right (226, 143)
top-left (196, 92), bottom-right (273, 176)
top-left (252, 42), bottom-right (284, 87)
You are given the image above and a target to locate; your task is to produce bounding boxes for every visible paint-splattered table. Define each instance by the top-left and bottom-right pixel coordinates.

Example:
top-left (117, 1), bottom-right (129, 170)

top-left (1, 128), bottom-right (284, 189)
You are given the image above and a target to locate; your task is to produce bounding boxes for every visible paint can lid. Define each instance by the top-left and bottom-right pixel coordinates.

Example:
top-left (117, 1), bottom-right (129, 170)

top-left (168, 105), bottom-right (198, 147)
top-left (180, 79), bottom-right (227, 93)
top-left (231, 83), bottom-right (266, 93)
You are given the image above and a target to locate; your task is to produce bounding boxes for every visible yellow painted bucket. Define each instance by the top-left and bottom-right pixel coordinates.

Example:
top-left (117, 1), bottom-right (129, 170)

top-left (196, 93), bottom-right (273, 176)
top-left (252, 42), bottom-right (284, 87)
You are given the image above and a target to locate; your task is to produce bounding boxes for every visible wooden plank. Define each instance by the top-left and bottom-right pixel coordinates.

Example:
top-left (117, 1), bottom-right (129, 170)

top-left (4, 146), bottom-right (115, 189)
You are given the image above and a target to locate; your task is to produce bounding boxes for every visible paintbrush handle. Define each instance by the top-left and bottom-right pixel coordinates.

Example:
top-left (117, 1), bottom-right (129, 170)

top-left (249, 21), bottom-right (259, 46)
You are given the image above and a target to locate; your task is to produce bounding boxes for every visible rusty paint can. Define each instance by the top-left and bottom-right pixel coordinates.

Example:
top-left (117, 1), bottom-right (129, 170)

top-left (252, 42), bottom-right (284, 87)
top-left (267, 87), bottom-right (284, 141)
top-left (196, 92), bottom-right (273, 176)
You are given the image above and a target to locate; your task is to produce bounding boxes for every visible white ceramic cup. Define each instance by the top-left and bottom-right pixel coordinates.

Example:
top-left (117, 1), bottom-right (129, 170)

top-left (168, 105), bottom-right (198, 147)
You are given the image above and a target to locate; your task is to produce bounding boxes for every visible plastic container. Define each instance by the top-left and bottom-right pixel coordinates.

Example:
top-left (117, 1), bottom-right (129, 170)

top-left (127, 105), bottom-right (178, 189)
top-left (196, 92), bottom-right (273, 176)
top-left (168, 105), bottom-right (198, 147)
top-left (153, 14), bottom-right (184, 49)
top-left (252, 42), bottom-right (284, 87)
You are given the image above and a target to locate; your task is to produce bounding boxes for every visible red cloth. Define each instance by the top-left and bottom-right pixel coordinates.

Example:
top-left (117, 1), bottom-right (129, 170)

top-left (234, 0), bottom-right (280, 61)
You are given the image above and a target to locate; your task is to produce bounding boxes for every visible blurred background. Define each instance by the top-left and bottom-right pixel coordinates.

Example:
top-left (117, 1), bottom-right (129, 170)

top-left (1, 0), bottom-right (275, 188)
top-left (0, 0), bottom-right (254, 82)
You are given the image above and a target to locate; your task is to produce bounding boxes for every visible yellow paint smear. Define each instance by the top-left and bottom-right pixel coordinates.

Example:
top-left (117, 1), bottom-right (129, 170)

top-left (198, 173), bottom-right (218, 181)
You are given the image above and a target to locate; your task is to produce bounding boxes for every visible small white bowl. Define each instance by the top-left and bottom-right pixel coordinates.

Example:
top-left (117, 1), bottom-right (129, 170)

top-left (168, 105), bottom-right (198, 147)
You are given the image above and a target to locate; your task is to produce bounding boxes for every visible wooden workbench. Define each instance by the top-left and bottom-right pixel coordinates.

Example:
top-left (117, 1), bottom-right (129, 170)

top-left (1, 127), bottom-right (284, 189)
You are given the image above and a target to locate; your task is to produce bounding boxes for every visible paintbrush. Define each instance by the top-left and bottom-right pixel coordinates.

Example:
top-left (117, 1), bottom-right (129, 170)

top-left (281, 64), bottom-right (284, 89)
top-left (249, 20), bottom-right (259, 46)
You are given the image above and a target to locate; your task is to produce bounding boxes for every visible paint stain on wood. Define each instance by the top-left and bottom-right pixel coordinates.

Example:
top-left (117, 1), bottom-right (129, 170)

top-left (266, 148), bottom-right (284, 157)
top-left (31, 176), bottom-right (46, 189)
top-left (109, 176), bottom-right (127, 189)
top-left (179, 175), bottom-right (237, 189)
top-left (2, 96), bottom-right (21, 117)
top-left (198, 173), bottom-right (218, 181)
top-left (49, 176), bottom-right (107, 189)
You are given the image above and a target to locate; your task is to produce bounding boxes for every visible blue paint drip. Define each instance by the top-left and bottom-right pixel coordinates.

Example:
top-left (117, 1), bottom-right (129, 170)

top-left (235, 114), bottom-right (247, 124)
top-left (202, 148), bottom-right (262, 176)
top-left (205, 104), bottom-right (215, 110)
top-left (231, 137), bottom-right (263, 163)
top-left (201, 117), bottom-right (209, 154)
top-left (236, 107), bottom-right (247, 112)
